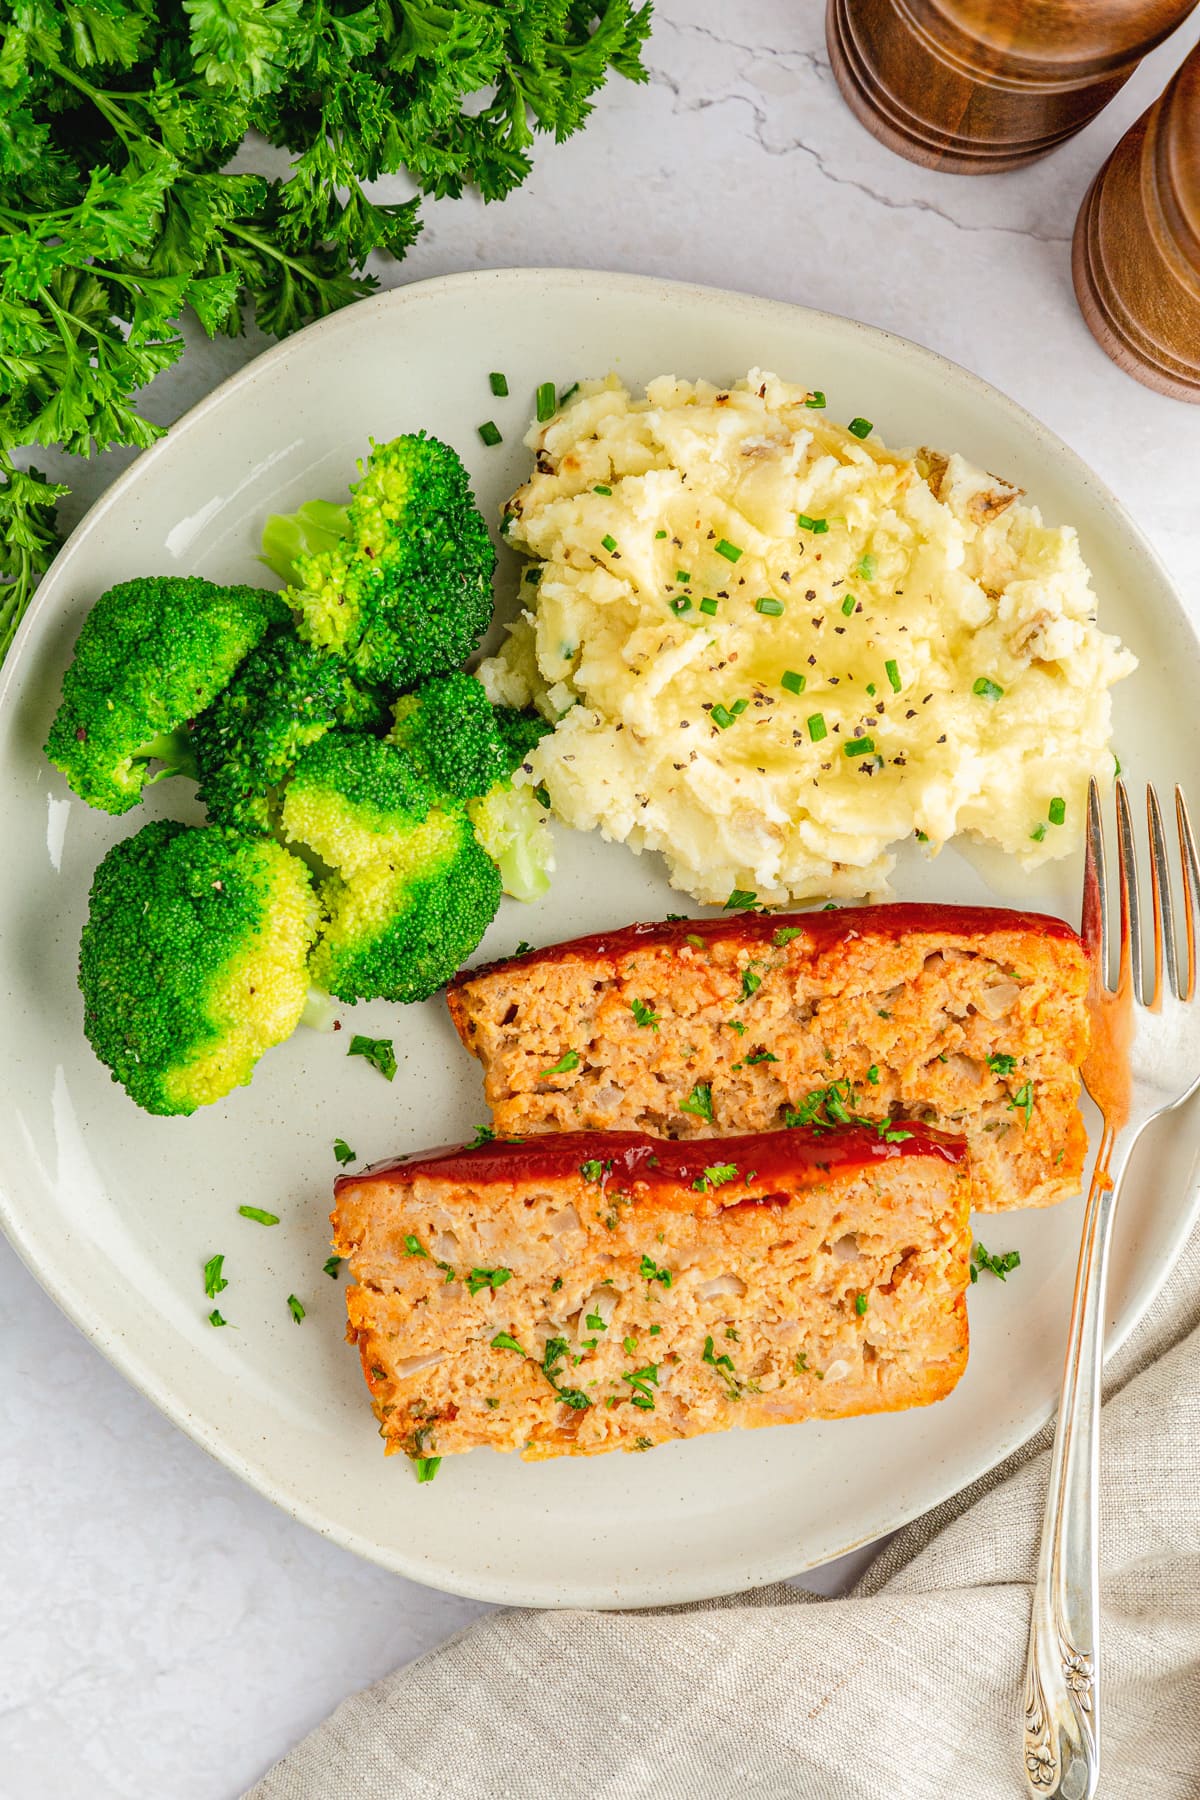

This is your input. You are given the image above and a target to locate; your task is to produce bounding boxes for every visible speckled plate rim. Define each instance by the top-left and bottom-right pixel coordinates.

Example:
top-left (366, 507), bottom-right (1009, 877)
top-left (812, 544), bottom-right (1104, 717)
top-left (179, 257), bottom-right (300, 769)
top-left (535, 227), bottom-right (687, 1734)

top-left (2, 266), bottom-right (1198, 1610)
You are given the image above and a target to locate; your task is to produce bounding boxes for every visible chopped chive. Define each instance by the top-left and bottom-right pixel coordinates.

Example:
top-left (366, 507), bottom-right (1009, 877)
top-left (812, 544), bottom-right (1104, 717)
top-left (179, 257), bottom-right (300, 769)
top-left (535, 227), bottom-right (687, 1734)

top-left (797, 513), bottom-right (828, 534)
top-left (711, 704), bottom-right (734, 729)
top-left (847, 417), bottom-right (873, 438)
top-left (1049, 797), bottom-right (1066, 826)
top-left (208, 1309), bottom-right (227, 1328)
top-left (333, 1138), bottom-right (356, 1166)
top-left (404, 1234), bottom-right (429, 1258)
top-left (478, 421), bottom-right (502, 447)
top-left (730, 697), bottom-right (748, 716)
top-left (489, 371), bottom-right (508, 396)
top-left (841, 594), bottom-right (856, 617)
top-left (323, 1255), bottom-right (344, 1279)
top-left (675, 569), bottom-right (691, 584)
top-left (855, 1292), bottom-right (868, 1316)
top-left (1008, 1080), bottom-right (1035, 1127)
top-left (593, 483), bottom-right (612, 495)
top-left (238, 1205), bottom-right (279, 1226)
top-left (972, 677), bottom-right (1004, 701)
top-left (559, 382), bottom-right (579, 406)
top-left (756, 596), bottom-right (784, 616)
top-left (699, 597), bottom-right (718, 616)
top-left (915, 830), bottom-right (929, 843)
top-left (539, 1049), bottom-right (580, 1078)
top-left (724, 888), bottom-right (758, 910)
top-left (781, 669), bottom-right (806, 695)
top-left (203, 1254), bottom-right (227, 1299)
top-left (807, 714), bottom-right (828, 742)
top-left (866, 683), bottom-right (876, 697)
top-left (885, 659), bottom-right (902, 693)
top-left (601, 534), bottom-right (617, 553)
top-left (670, 597), bottom-right (692, 614)
top-left (623, 1335), bottom-right (638, 1355)
top-left (535, 381), bottom-right (556, 422)
top-left (412, 1456), bottom-right (441, 1483)
top-left (655, 529), bottom-right (668, 539)
top-left (287, 1294), bottom-right (305, 1324)
top-left (855, 553), bottom-right (877, 580)
top-left (804, 391), bottom-right (826, 408)
top-left (715, 539), bottom-right (742, 563)
top-left (1030, 823), bottom-right (1048, 842)
top-left (844, 736), bottom-right (876, 757)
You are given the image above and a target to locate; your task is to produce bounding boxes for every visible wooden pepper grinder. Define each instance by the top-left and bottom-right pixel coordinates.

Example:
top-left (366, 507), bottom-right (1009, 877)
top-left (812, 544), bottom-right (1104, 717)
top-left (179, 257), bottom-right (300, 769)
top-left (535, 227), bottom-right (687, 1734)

top-left (1073, 43), bottom-right (1200, 399)
top-left (826, 0), bottom-right (1199, 174)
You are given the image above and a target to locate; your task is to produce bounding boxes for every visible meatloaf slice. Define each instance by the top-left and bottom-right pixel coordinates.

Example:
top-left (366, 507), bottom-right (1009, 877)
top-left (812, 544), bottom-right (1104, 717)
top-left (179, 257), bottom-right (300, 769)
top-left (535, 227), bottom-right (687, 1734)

top-left (333, 1124), bottom-right (971, 1466)
top-left (446, 903), bottom-right (1089, 1213)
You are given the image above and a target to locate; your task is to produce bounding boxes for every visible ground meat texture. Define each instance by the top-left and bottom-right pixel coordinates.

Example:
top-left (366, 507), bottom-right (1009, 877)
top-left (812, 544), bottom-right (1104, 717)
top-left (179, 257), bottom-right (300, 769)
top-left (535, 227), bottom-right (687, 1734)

top-left (333, 1125), bottom-right (971, 1465)
top-left (446, 903), bottom-right (1089, 1213)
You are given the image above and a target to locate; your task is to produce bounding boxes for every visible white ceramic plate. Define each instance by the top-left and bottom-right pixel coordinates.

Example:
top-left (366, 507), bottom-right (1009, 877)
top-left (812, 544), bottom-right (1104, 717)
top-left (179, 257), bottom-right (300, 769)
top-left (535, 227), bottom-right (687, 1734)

top-left (3, 269), bottom-right (1198, 1610)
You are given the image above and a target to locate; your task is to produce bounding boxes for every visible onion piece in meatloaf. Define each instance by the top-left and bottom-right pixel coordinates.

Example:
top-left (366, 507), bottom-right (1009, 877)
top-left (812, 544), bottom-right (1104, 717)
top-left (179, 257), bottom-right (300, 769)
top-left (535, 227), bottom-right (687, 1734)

top-left (446, 903), bottom-right (1089, 1213)
top-left (333, 1125), bottom-right (971, 1466)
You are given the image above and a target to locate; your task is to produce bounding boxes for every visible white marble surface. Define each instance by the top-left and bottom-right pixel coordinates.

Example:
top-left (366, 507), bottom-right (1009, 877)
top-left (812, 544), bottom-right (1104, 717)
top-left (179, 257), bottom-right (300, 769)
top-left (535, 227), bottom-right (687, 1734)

top-left (4, 5), bottom-right (1200, 1796)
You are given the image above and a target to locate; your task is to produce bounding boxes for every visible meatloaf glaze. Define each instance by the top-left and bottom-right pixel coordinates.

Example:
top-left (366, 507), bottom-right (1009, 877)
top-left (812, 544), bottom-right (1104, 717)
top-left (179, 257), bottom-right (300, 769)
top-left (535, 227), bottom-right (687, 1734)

top-left (333, 1124), bottom-right (971, 1465)
top-left (446, 903), bottom-right (1089, 1213)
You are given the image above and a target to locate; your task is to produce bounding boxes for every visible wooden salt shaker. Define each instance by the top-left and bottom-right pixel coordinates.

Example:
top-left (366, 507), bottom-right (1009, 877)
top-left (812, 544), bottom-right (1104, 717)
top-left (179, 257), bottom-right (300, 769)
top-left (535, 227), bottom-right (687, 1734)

top-left (826, 0), bottom-right (1198, 174)
top-left (1073, 43), bottom-right (1200, 399)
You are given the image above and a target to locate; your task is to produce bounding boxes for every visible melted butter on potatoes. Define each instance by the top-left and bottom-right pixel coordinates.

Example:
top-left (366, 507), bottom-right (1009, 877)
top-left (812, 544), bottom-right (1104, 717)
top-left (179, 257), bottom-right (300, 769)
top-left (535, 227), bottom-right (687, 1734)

top-left (479, 371), bottom-right (1135, 905)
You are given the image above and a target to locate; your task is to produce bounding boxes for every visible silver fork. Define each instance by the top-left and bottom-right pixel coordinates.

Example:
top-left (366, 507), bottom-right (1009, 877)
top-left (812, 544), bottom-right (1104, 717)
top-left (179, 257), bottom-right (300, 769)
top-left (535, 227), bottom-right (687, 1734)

top-left (1023, 779), bottom-right (1200, 1799)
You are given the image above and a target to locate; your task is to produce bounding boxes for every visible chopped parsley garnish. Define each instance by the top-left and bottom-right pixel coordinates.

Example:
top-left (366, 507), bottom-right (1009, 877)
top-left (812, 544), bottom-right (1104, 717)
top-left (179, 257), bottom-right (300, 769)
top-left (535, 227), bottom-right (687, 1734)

top-left (208, 1309), bottom-right (228, 1328)
top-left (594, 483), bottom-right (612, 495)
top-left (756, 596), bottom-right (784, 616)
top-left (639, 1254), bottom-right (672, 1287)
top-left (551, 1276), bottom-right (564, 1292)
top-left (469, 1123), bottom-right (497, 1148)
top-left (580, 1159), bottom-right (609, 1183)
top-left (840, 593), bottom-right (856, 617)
top-left (746, 1050), bottom-right (777, 1065)
top-left (541, 1336), bottom-right (591, 1409)
top-left (855, 553), bottom-right (877, 580)
top-left (694, 1162), bottom-right (739, 1191)
top-left (847, 417), bottom-right (873, 438)
top-left (514, 941), bottom-right (533, 956)
top-left (333, 1138), bottom-right (357, 1166)
top-left (477, 420), bottom-right (502, 447)
top-left (623, 1364), bottom-right (659, 1410)
top-left (323, 1255), bottom-right (344, 1279)
top-left (412, 1457), bottom-right (441, 1484)
top-left (972, 677), bottom-right (1004, 701)
top-left (797, 513), bottom-right (828, 534)
top-left (844, 736), bottom-right (875, 757)
top-left (203, 1254), bottom-right (228, 1299)
top-left (348, 1034), bottom-right (396, 1081)
top-left (238, 1205), bottom-right (279, 1226)
top-left (741, 966), bottom-right (762, 1000)
top-left (491, 1332), bottom-right (526, 1356)
top-left (867, 684), bottom-right (876, 697)
top-left (726, 1017), bottom-right (747, 1034)
top-left (781, 670), bottom-right (806, 695)
top-left (915, 830), bottom-right (929, 843)
top-left (970, 1242), bottom-right (1021, 1284)
top-left (987, 1052), bottom-right (1017, 1076)
top-left (539, 1049), bottom-right (580, 1078)
top-left (631, 998), bottom-right (661, 1029)
top-left (1030, 823), bottom-right (1048, 842)
top-left (675, 569), bottom-right (691, 583)
top-left (794, 1351), bottom-right (809, 1373)
top-left (601, 533), bottom-right (618, 553)
top-left (866, 1064), bottom-right (880, 1084)
top-left (486, 1397), bottom-right (500, 1409)
top-left (699, 596), bottom-right (718, 617)
top-left (774, 926), bottom-right (803, 945)
top-left (680, 1082), bottom-right (714, 1122)
top-left (702, 1334), bottom-right (740, 1399)
top-left (885, 659), bottom-right (902, 693)
top-left (585, 1311), bottom-right (607, 1331)
top-left (623, 1336), bottom-right (638, 1355)
top-left (649, 1323), bottom-right (662, 1336)
top-left (1008, 1080), bottom-right (1035, 1127)
top-left (807, 713), bottom-right (828, 743)
top-left (467, 1267), bottom-right (513, 1296)
top-left (404, 1234), bottom-right (429, 1258)
top-left (715, 539), bottom-right (742, 563)
top-left (1049, 797), bottom-right (1066, 826)
top-left (535, 380), bottom-right (556, 422)
top-left (724, 888), bottom-right (758, 910)
top-left (287, 1294), bottom-right (305, 1324)
top-left (489, 372), bottom-right (509, 396)
top-left (855, 1292), bottom-right (868, 1317)
top-left (805, 391), bottom-right (826, 408)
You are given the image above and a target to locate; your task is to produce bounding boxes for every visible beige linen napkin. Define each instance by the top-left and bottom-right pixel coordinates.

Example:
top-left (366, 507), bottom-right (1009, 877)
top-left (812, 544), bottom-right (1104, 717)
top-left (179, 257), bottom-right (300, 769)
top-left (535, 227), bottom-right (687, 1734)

top-left (248, 1218), bottom-right (1200, 1800)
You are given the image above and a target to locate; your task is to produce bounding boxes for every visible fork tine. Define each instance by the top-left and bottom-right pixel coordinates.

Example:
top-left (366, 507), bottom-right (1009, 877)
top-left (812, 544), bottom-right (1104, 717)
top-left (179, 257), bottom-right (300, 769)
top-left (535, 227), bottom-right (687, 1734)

top-left (1082, 777), bottom-right (1109, 984)
top-left (1147, 785), bottom-right (1179, 1003)
top-left (1115, 778), bottom-right (1141, 1000)
top-left (1177, 787), bottom-right (1199, 1003)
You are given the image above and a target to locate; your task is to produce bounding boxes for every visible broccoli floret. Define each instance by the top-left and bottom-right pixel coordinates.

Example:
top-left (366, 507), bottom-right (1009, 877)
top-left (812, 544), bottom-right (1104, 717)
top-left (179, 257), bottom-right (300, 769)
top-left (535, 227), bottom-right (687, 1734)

top-left (79, 820), bottom-right (318, 1115)
top-left (387, 673), bottom-right (513, 800)
top-left (190, 626), bottom-right (389, 835)
top-left (45, 577), bottom-right (287, 814)
top-left (469, 783), bottom-right (555, 903)
top-left (494, 706), bottom-right (553, 772)
top-left (261, 433), bottom-right (495, 688)
top-left (280, 734), bottom-right (500, 1003)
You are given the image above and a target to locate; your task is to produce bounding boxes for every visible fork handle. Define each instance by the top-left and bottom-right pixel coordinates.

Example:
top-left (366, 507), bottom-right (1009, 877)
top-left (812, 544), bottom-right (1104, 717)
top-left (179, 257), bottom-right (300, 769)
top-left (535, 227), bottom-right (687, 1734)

top-left (1022, 1125), bottom-right (1137, 1798)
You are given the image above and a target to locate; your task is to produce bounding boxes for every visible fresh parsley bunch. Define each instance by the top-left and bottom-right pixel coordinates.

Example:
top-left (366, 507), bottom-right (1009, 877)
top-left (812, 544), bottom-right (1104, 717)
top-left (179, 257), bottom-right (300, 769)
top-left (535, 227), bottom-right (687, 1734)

top-left (0, 0), bottom-right (652, 662)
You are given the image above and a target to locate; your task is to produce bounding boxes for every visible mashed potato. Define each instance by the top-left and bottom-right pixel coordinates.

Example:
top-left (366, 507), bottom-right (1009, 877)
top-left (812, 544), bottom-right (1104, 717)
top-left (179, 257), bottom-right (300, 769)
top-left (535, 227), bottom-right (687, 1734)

top-left (479, 371), bottom-right (1135, 904)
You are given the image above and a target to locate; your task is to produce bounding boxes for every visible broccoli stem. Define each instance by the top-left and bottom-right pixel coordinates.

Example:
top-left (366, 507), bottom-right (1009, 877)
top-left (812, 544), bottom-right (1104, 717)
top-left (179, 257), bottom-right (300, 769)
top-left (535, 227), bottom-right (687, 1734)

top-left (135, 730), bottom-right (197, 784)
top-left (299, 986), bottom-right (338, 1032)
top-left (260, 500), bottom-right (350, 584)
